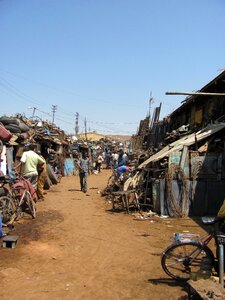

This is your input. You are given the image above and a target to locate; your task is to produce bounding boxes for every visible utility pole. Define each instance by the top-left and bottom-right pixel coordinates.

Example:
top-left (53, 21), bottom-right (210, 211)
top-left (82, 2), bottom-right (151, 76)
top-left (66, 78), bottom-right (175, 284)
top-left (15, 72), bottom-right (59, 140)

top-left (51, 105), bottom-right (57, 124)
top-left (84, 117), bottom-right (87, 140)
top-left (32, 107), bottom-right (37, 118)
top-left (75, 112), bottom-right (79, 136)
top-left (28, 106), bottom-right (37, 118)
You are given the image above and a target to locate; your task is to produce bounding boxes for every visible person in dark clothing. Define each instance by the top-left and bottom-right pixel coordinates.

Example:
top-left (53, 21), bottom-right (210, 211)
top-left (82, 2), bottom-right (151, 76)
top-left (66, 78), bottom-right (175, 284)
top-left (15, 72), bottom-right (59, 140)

top-left (105, 151), bottom-right (111, 169)
top-left (78, 151), bottom-right (90, 193)
top-left (117, 150), bottom-right (126, 167)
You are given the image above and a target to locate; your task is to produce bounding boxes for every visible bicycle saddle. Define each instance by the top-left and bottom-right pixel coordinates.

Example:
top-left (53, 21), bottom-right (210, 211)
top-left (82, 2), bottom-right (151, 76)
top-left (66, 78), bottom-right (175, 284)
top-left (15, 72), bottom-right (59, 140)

top-left (201, 216), bottom-right (224, 225)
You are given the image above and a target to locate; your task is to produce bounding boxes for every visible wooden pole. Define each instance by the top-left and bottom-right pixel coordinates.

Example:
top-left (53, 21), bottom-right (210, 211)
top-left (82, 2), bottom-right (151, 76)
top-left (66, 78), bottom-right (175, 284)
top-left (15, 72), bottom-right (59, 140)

top-left (166, 92), bottom-right (225, 96)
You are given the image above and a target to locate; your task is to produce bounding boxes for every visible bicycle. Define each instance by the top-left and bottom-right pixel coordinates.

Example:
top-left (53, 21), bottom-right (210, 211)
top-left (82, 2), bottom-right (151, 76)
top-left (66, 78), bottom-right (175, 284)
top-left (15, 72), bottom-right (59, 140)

top-left (161, 216), bottom-right (225, 281)
top-left (11, 178), bottom-right (36, 220)
top-left (0, 175), bottom-right (36, 224)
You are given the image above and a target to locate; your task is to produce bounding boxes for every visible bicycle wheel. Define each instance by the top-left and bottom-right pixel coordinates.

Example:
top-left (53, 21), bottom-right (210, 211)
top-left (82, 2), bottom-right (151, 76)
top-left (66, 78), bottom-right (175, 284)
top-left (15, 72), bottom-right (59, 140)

top-left (24, 190), bottom-right (36, 219)
top-left (161, 241), bottom-right (214, 281)
top-left (0, 196), bottom-right (16, 224)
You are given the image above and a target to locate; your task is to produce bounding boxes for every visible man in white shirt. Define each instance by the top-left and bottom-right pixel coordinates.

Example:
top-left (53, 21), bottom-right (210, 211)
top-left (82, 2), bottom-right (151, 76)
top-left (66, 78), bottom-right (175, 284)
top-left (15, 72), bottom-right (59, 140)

top-left (20, 144), bottom-right (45, 191)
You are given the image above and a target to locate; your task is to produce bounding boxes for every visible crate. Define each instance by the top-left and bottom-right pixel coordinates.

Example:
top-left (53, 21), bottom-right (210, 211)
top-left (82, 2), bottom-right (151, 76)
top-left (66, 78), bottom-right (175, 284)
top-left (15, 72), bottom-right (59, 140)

top-left (2, 235), bottom-right (19, 248)
top-left (174, 233), bottom-right (201, 243)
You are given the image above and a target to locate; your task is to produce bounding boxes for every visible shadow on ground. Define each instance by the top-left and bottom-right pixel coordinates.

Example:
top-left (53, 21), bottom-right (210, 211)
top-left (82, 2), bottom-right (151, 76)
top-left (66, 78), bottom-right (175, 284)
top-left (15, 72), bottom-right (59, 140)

top-left (148, 278), bottom-right (202, 300)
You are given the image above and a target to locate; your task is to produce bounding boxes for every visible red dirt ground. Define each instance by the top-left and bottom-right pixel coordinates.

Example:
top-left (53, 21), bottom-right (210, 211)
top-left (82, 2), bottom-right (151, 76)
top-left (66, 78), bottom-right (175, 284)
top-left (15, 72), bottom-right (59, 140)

top-left (0, 169), bottom-right (209, 299)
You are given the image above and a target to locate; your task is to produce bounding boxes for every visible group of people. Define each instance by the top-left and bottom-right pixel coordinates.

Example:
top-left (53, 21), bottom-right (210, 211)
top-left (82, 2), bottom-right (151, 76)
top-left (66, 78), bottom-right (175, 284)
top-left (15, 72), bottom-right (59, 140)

top-left (93, 149), bottom-right (128, 171)
top-left (77, 148), bottom-right (131, 193)
top-left (17, 145), bottom-right (131, 198)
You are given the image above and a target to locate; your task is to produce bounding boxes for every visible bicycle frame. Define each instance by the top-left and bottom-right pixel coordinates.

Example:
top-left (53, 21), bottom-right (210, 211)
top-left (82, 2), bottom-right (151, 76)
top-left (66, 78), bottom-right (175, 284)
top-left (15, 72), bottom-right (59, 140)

top-left (12, 185), bottom-right (26, 206)
top-left (184, 234), bottom-right (215, 265)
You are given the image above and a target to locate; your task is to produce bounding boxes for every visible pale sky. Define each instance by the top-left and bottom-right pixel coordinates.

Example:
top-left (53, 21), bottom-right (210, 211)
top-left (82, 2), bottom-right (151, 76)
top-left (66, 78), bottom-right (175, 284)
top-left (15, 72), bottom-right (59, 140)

top-left (1, 0), bottom-right (225, 134)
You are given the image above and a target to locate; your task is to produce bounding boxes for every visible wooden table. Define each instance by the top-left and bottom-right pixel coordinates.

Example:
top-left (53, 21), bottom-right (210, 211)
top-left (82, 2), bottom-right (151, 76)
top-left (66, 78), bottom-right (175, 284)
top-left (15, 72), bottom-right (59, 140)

top-left (111, 189), bottom-right (140, 213)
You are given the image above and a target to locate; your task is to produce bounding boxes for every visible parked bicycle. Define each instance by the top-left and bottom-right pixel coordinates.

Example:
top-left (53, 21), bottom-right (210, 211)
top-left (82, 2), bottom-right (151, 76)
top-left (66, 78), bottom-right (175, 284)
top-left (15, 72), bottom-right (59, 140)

top-left (161, 216), bottom-right (225, 281)
top-left (0, 175), bottom-right (36, 224)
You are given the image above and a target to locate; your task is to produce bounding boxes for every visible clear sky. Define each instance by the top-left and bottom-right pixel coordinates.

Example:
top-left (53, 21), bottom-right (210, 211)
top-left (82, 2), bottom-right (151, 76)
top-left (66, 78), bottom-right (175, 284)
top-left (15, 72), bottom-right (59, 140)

top-left (0, 0), bottom-right (225, 135)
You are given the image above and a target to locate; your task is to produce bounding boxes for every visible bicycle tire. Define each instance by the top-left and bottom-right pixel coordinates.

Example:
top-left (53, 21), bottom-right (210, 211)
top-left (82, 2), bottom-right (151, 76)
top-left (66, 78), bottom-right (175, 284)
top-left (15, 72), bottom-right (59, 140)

top-left (0, 196), bottom-right (16, 224)
top-left (24, 190), bottom-right (36, 219)
top-left (161, 241), bottom-right (214, 281)
top-left (47, 164), bottom-right (58, 184)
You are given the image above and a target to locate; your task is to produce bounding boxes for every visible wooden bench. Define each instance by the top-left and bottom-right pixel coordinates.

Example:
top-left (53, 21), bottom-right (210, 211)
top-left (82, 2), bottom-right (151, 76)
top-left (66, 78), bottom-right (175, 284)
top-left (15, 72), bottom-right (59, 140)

top-left (111, 189), bottom-right (140, 213)
top-left (187, 278), bottom-right (225, 299)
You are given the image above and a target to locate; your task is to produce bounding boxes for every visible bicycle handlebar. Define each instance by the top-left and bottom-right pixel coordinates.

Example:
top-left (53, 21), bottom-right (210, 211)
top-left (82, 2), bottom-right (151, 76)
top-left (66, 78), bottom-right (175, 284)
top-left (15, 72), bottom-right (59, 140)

top-left (0, 174), bottom-right (28, 185)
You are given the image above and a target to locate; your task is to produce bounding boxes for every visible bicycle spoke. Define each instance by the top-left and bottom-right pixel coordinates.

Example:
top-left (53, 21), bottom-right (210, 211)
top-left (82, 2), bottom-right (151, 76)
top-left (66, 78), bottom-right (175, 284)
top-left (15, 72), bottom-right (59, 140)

top-left (161, 242), bottom-right (214, 281)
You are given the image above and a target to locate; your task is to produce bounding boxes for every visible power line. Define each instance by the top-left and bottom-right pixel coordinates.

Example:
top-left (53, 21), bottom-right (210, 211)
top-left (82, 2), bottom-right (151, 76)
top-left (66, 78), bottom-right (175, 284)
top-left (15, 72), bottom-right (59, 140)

top-left (0, 71), bottom-right (139, 134)
top-left (0, 78), bottom-right (134, 128)
top-left (0, 76), bottom-right (45, 108)
top-left (0, 67), bottom-right (143, 108)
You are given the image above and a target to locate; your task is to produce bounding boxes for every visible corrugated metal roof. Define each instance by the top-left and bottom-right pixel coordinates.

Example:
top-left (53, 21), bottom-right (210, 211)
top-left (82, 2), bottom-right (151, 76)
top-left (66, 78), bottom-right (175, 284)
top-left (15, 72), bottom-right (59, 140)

top-left (139, 123), bottom-right (225, 168)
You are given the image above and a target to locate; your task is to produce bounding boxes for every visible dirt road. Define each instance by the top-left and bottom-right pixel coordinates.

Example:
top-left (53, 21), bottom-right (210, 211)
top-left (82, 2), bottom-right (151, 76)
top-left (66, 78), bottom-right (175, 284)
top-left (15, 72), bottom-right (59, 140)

top-left (0, 170), bottom-right (207, 299)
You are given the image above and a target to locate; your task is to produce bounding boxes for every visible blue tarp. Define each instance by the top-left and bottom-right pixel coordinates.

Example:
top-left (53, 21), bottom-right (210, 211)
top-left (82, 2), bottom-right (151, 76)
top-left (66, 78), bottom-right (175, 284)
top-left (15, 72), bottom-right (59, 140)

top-left (64, 158), bottom-right (75, 176)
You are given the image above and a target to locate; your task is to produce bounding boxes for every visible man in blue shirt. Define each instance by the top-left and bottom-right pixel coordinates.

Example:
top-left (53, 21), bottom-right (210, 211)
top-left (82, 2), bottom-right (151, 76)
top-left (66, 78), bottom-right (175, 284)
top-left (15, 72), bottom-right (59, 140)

top-left (78, 151), bottom-right (90, 193)
top-left (116, 165), bottom-right (130, 178)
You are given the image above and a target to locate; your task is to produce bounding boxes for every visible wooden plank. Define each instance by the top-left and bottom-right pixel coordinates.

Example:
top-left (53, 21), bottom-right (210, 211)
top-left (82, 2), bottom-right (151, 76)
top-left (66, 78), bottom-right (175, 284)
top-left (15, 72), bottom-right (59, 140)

top-left (180, 146), bottom-right (189, 178)
top-left (111, 190), bottom-right (136, 195)
top-left (166, 92), bottom-right (225, 96)
top-left (188, 279), bottom-right (225, 299)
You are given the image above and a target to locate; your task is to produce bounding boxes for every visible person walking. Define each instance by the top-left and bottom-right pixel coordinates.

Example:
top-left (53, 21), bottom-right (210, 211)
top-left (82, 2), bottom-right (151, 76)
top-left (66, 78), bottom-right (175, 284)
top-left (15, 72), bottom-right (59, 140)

top-left (78, 151), bottom-right (90, 193)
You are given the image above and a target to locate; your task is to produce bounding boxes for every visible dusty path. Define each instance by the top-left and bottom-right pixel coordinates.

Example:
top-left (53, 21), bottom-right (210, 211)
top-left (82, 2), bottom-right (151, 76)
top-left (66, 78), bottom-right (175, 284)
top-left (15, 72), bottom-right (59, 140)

top-left (0, 170), bottom-right (207, 299)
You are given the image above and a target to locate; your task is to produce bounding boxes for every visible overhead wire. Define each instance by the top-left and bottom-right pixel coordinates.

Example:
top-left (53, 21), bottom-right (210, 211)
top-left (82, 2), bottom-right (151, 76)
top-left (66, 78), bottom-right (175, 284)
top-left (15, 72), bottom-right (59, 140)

top-left (0, 67), bottom-right (154, 108)
top-left (0, 75), bottom-right (136, 131)
top-left (0, 76), bottom-right (46, 108)
top-left (0, 69), bottom-right (140, 133)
